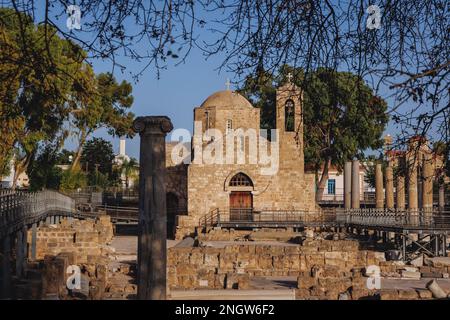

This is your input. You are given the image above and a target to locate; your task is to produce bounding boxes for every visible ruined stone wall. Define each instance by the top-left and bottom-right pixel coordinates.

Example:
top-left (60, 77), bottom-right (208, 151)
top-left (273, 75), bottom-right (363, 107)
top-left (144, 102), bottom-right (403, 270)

top-left (28, 216), bottom-right (114, 262)
top-left (167, 239), bottom-right (385, 294)
top-left (15, 216), bottom-right (115, 300)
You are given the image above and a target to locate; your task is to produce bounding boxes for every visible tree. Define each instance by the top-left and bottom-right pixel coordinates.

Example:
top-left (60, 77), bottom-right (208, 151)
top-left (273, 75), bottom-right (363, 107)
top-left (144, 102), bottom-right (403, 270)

top-left (0, 8), bottom-right (92, 189)
top-left (239, 66), bottom-right (389, 200)
top-left (119, 157), bottom-right (139, 189)
top-left (27, 144), bottom-right (63, 191)
top-left (57, 149), bottom-right (76, 165)
top-left (70, 72), bottom-right (135, 170)
top-left (80, 137), bottom-right (117, 187)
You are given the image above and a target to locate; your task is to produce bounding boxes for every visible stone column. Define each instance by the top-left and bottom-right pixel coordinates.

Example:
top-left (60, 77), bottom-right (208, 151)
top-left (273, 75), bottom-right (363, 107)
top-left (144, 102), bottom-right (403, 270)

top-left (1, 235), bottom-right (12, 299)
top-left (31, 223), bottom-right (37, 261)
top-left (344, 161), bottom-right (352, 210)
top-left (396, 176), bottom-right (406, 210)
top-left (422, 153), bottom-right (433, 220)
top-left (439, 183), bottom-right (445, 211)
top-left (407, 154), bottom-right (419, 212)
top-left (133, 116), bottom-right (173, 300)
top-left (375, 162), bottom-right (384, 209)
top-left (385, 163), bottom-right (394, 209)
top-left (351, 159), bottom-right (360, 209)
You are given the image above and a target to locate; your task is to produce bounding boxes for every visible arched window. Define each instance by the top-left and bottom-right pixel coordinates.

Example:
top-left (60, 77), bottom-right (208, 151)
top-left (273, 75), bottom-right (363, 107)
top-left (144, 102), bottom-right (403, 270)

top-left (229, 172), bottom-right (253, 187)
top-left (285, 100), bottom-right (295, 132)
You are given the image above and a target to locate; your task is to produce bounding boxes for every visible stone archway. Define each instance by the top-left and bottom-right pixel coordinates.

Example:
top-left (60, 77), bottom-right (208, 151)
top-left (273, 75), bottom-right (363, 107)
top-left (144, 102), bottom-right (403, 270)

top-left (228, 172), bottom-right (254, 221)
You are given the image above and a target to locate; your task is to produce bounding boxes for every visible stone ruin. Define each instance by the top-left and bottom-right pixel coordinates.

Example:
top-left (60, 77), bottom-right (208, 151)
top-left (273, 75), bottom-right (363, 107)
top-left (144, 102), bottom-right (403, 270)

top-left (11, 216), bottom-right (136, 300)
top-left (167, 228), bottom-right (450, 300)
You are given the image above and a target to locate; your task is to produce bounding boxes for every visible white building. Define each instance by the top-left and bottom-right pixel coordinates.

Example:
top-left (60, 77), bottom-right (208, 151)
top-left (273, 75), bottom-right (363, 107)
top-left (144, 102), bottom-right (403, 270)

top-left (316, 163), bottom-right (375, 204)
top-left (0, 158), bottom-right (30, 189)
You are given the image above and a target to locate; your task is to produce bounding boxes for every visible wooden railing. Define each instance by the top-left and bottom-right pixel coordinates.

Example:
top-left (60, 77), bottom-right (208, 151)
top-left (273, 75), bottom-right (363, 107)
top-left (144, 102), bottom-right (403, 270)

top-left (0, 190), bottom-right (76, 237)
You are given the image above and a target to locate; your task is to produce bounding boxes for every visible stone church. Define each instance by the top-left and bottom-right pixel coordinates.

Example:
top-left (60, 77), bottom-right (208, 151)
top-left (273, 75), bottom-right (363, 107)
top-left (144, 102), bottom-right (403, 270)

top-left (164, 81), bottom-right (317, 238)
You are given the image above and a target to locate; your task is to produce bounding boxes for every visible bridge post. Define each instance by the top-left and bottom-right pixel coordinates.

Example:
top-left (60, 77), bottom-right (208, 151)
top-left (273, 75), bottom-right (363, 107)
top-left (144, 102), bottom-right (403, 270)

top-left (344, 161), bottom-right (352, 210)
top-left (133, 116), bottom-right (173, 300)
top-left (351, 159), bottom-right (360, 209)
top-left (375, 162), bottom-right (384, 209)
top-left (385, 162), bottom-right (394, 209)
top-left (0, 235), bottom-right (12, 299)
top-left (15, 227), bottom-right (27, 278)
top-left (31, 223), bottom-right (37, 261)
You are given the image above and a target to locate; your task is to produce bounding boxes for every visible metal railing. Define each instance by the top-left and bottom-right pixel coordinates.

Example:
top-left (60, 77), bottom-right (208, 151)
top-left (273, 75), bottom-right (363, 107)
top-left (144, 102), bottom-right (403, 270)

top-left (0, 190), bottom-right (76, 237)
top-left (199, 208), bottom-right (332, 227)
top-left (339, 208), bottom-right (450, 229)
top-left (198, 206), bottom-right (450, 231)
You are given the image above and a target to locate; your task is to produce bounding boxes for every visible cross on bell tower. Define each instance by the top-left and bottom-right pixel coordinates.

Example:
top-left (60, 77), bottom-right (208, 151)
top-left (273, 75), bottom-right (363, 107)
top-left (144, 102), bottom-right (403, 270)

top-left (287, 72), bottom-right (293, 83)
top-left (225, 78), bottom-right (231, 91)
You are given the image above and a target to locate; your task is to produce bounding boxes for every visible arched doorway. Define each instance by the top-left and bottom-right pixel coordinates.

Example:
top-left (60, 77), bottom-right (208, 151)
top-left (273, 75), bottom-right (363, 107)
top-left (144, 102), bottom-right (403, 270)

top-left (228, 173), bottom-right (253, 221)
top-left (166, 192), bottom-right (179, 239)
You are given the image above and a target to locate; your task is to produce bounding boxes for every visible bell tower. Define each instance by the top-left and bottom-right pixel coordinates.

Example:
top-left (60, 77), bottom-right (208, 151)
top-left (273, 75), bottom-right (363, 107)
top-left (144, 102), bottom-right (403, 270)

top-left (275, 76), bottom-right (304, 171)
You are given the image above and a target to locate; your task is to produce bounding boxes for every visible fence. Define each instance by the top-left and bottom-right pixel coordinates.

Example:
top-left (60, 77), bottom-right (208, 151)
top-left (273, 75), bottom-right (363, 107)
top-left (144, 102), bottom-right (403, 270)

top-left (0, 190), bottom-right (75, 237)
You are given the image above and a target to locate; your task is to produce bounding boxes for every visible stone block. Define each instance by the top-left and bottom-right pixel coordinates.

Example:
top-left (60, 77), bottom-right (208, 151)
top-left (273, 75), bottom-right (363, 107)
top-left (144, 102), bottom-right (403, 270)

top-left (421, 272), bottom-right (443, 278)
top-left (351, 288), bottom-right (370, 300)
top-left (416, 289), bottom-right (432, 299)
top-left (295, 289), bottom-right (310, 299)
top-left (401, 271), bottom-right (421, 279)
top-left (379, 289), bottom-right (399, 300)
top-left (305, 253), bottom-right (325, 268)
top-left (297, 276), bottom-right (317, 290)
top-left (398, 289), bottom-right (418, 300)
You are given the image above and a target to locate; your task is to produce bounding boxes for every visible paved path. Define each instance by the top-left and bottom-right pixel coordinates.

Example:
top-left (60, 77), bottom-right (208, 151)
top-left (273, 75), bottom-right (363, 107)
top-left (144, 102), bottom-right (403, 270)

top-left (170, 289), bottom-right (296, 300)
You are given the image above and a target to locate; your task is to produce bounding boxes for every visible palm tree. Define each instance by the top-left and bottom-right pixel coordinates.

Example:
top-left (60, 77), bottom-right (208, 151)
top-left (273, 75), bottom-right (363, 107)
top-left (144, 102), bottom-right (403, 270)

top-left (120, 157), bottom-right (138, 189)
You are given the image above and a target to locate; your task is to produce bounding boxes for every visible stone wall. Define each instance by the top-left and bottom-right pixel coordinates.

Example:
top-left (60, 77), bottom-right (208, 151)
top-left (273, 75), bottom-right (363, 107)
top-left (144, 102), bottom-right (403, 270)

top-left (13, 216), bottom-right (115, 299)
top-left (28, 215), bottom-right (114, 262)
top-left (167, 239), bottom-right (385, 296)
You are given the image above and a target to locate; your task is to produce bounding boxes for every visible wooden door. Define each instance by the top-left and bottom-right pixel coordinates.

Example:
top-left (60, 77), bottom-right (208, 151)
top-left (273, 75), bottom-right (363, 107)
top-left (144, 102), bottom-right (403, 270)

top-left (230, 191), bottom-right (253, 221)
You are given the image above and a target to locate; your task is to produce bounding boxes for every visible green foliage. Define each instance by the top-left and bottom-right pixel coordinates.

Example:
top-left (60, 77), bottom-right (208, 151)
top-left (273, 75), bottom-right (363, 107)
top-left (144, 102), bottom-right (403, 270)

top-left (60, 167), bottom-right (87, 192)
top-left (0, 8), bottom-right (135, 188)
top-left (27, 144), bottom-right (63, 191)
top-left (0, 8), bottom-right (92, 186)
top-left (119, 157), bottom-right (139, 188)
top-left (81, 137), bottom-right (119, 187)
top-left (57, 149), bottom-right (76, 165)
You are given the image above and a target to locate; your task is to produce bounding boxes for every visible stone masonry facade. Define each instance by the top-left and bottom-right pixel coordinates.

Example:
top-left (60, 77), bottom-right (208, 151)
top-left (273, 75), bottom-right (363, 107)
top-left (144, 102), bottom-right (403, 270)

top-left (164, 83), bottom-right (318, 238)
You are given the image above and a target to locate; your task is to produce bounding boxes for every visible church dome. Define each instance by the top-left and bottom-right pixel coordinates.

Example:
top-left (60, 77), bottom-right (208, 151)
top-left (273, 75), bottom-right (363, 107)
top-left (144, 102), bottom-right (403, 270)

top-left (200, 90), bottom-right (254, 109)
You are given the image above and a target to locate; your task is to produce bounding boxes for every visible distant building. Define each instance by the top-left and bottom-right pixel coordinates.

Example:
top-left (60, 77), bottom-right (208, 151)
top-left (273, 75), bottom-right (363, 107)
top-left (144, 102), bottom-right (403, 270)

top-left (114, 138), bottom-right (137, 188)
top-left (0, 158), bottom-right (30, 189)
top-left (315, 163), bottom-right (374, 206)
